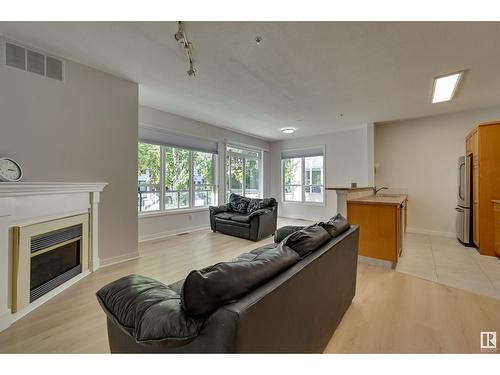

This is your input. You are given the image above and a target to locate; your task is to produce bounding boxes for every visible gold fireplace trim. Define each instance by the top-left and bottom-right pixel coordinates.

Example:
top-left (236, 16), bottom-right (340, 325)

top-left (11, 213), bottom-right (89, 313)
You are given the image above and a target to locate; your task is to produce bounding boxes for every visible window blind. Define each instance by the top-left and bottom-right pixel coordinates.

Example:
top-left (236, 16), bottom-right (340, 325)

top-left (280, 145), bottom-right (324, 159)
top-left (139, 126), bottom-right (218, 154)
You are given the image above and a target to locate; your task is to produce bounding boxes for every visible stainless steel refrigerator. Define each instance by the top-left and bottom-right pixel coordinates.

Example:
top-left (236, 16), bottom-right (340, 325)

top-left (456, 155), bottom-right (472, 245)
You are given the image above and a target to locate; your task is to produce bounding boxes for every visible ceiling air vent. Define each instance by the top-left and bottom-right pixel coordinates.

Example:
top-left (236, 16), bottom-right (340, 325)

top-left (3, 39), bottom-right (64, 81)
top-left (27, 49), bottom-right (45, 76)
top-left (45, 56), bottom-right (63, 81)
top-left (5, 42), bottom-right (26, 70)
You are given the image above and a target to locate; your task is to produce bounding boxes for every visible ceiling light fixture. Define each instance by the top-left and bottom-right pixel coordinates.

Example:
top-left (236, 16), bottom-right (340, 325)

top-left (174, 21), bottom-right (196, 77)
top-left (432, 71), bottom-right (463, 103)
top-left (281, 127), bottom-right (296, 134)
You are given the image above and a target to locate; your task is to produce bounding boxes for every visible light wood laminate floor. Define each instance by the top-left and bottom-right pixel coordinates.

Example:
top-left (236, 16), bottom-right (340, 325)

top-left (0, 218), bottom-right (499, 353)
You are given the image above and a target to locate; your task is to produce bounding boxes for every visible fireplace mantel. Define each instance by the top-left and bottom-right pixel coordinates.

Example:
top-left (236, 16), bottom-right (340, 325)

top-left (0, 181), bottom-right (107, 332)
top-left (0, 182), bottom-right (107, 197)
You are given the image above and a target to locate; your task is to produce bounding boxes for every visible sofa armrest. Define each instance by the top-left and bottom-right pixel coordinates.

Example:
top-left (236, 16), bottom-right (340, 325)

top-left (96, 274), bottom-right (205, 345)
top-left (209, 203), bottom-right (231, 215)
top-left (248, 208), bottom-right (272, 218)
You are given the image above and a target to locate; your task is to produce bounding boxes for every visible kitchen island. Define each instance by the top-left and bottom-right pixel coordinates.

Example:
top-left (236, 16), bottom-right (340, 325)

top-left (347, 194), bottom-right (407, 267)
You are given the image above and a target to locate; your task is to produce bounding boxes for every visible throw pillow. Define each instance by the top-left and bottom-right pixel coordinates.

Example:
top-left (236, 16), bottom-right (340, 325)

top-left (283, 225), bottom-right (331, 257)
top-left (228, 193), bottom-right (251, 213)
top-left (318, 213), bottom-right (350, 238)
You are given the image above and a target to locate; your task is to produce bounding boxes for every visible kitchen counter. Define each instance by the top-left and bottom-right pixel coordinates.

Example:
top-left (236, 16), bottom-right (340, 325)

top-left (326, 186), bottom-right (374, 192)
top-left (347, 194), bottom-right (408, 266)
top-left (348, 194), bottom-right (407, 206)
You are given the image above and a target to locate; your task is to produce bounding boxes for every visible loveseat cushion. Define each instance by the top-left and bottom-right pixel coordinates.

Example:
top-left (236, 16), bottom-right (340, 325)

top-left (228, 193), bottom-right (251, 213)
top-left (214, 217), bottom-right (250, 228)
top-left (283, 225), bottom-right (331, 257)
top-left (318, 213), bottom-right (350, 238)
top-left (247, 197), bottom-right (276, 213)
top-left (230, 214), bottom-right (252, 223)
top-left (96, 275), bottom-right (205, 344)
top-left (181, 243), bottom-right (300, 316)
top-left (214, 212), bottom-right (240, 220)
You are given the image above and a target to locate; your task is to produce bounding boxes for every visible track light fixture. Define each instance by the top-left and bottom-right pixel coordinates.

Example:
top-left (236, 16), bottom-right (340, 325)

top-left (174, 21), bottom-right (196, 77)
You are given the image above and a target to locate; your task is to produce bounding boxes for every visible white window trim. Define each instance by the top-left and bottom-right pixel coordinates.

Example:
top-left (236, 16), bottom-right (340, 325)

top-left (139, 207), bottom-right (209, 219)
top-left (138, 142), bottom-right (217, 214)
top-left (281, 153), bottom-right (326, 206)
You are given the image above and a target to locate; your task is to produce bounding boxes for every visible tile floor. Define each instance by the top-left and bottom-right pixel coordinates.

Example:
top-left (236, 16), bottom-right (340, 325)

top-left (396, 232), bottom-right (500, 300)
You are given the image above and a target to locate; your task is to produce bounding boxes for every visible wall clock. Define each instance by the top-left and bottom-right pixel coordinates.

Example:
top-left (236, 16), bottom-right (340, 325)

top-left (0, 157), bottom-right (23, 182)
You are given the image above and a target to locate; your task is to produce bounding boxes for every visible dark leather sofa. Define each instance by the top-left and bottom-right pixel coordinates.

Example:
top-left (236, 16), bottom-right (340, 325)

top-left (96, 218), bottom-right (359, 354)
top-left (209, 193), bottom-right (278, 241)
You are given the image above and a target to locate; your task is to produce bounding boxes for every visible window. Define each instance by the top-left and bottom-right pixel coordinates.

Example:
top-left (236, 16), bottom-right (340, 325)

top-left (138, 143), bottom-right (161, 212)
top-left (226, 145), bottom-right (261, 200)
top-left (282, 149), bottom-right (324, 204)
top-left (138, 142), bottom-right (215, 213)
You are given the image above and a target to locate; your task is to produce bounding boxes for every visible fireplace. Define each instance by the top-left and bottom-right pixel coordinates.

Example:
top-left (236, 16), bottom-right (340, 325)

top-left (12, 214), bottom-right (89, 312)
top-left (29, 225), bottom-right (83, 303)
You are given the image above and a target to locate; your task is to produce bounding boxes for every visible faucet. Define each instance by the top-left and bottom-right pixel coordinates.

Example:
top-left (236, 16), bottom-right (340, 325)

top-left (374, 186), bottom-right (389, 195)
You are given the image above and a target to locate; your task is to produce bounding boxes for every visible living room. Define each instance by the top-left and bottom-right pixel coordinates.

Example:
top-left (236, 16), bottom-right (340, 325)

top-left (1, 1), bottom-right (500, 373)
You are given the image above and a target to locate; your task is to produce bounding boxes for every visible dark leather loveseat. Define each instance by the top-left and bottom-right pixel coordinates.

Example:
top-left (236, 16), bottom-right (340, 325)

top-left (96, 215), bottom-right (359, 353)
top-left (209, 193), bottom-right (277, 241)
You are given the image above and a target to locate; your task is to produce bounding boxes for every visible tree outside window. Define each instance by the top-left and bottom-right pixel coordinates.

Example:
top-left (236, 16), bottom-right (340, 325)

top-left (283, 155), bottom-right (324, 203)
top-left (138, 142), bottom-right (215, 213)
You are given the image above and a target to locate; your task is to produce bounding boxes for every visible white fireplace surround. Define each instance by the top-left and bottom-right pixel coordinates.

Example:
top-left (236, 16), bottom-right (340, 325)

top-left (0, 182), bottom-right (107, 332)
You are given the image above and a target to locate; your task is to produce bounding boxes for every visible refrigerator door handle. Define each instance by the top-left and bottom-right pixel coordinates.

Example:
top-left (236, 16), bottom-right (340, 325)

top-left (455, 207), bottom-right (464, 212)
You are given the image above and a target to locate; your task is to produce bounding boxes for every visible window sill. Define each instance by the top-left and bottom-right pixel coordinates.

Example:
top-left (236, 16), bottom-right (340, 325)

top-left (138, 207), bottom-right (209, 219)
top-left (281, 200), bottom-right (326, 208)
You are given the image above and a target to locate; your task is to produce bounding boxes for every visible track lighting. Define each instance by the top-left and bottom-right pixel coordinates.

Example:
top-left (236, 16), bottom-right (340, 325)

top-left (174, 21), bottom-right (197, 77)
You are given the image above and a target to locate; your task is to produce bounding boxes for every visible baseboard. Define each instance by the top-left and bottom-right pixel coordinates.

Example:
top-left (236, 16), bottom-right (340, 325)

top-left (98, 251), bottom-right (140, 268)
top-left (358, 255), bottom-right (394, 269)
top-left (139, 225), bottom-right (210, 244)
top-left (0, 309), bottom-right (11, 332)
top-left (278, 215), bottom-right (321, 222)
top-left (406, 227), bottom-right (456, 238)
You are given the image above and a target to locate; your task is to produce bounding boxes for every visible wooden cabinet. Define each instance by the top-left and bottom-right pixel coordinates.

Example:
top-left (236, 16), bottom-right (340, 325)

top-left (347, 196), bottom-right (407, 265)
top-left (466, 122), bottom-right (500, 256)
top-left (494, 201), bottom-right (500, 256)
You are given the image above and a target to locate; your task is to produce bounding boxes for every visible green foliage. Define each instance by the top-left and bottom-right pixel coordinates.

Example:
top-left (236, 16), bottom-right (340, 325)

top-left (138, 143), bottom-right (160, 185)
top-left (165, 147), bottom-right (190, 190)
top-left (139, 143), bottom-right (214, 192)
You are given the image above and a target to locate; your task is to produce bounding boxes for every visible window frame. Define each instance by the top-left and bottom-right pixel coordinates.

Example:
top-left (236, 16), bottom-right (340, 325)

top-left (281, 154), bottom-right (325, 206)
top-left (138, 141), bottom-right (217, 215)
top-left (225, 144), bottom-right (262, 201)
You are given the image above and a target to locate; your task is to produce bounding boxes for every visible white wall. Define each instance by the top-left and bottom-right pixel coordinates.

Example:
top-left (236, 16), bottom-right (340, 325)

top-left (138, 106), bottom-right (272, 242)
top-left (270, 125), bottom-right (373, 221)
top-left (375, 105), bottom-right (500, 236)
top-left (0, 59), bottom-right (139, 263)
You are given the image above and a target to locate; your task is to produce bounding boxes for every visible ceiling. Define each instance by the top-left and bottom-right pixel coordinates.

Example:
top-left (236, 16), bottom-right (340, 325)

top-left (1, 22), bottom-right (500, 140)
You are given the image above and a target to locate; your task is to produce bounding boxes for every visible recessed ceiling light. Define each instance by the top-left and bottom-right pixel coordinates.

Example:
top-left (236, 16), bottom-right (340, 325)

top-left (432, 71), bottom-right (463, 103)
top-left (281, 127), bottom-right (296, 134)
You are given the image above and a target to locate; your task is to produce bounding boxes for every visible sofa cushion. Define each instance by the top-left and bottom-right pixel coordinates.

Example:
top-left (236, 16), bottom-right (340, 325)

top-left (318, 213), bottom-right (350, 238)
top-left (96, 275), bottom-right (205, 344)
top-left (214, 212), bottom-right (239, 220)
top-left (230, 214), bottom-right (252, 223)
top-left (247, 197), bottom-right (276, 213)
top-left (284, 225), bottom-right (331, 257)
top-left (228, 193), bottom-right (251, 213)
top-left (214, 217), bottom-right (250, 228)
top-left (181, 243), bottom-right (300, 316)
